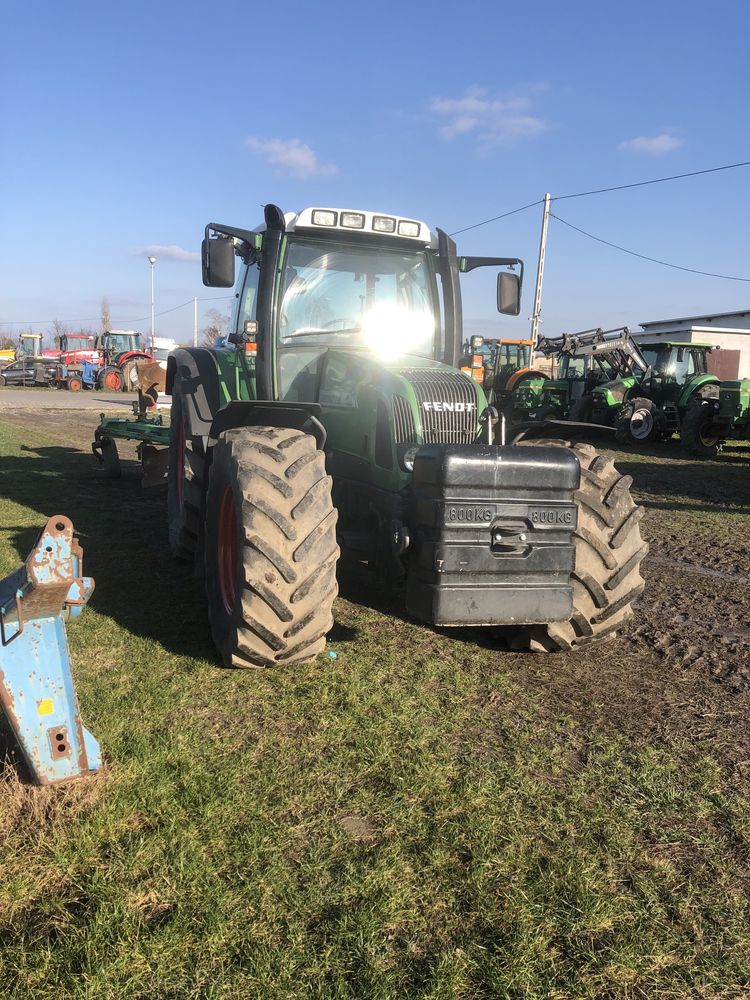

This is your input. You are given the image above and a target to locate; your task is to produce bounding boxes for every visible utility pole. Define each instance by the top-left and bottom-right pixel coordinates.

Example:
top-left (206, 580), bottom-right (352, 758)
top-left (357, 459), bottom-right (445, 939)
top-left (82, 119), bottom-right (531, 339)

top-left (530, 192), bottom-right (551, 348)
top-left (193, 297), bottom-right (198, 348)
top-left (147, 255), bottom-right (157, 354)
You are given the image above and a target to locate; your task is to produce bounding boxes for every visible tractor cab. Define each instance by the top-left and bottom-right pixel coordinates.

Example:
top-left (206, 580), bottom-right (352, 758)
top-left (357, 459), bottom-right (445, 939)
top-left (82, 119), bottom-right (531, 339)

top-left (17, 333), bottom-right (43, 359)
top-left (100, 330), bottom-right (143, 357)
top-left (638, 342), bottom-right (711, 402)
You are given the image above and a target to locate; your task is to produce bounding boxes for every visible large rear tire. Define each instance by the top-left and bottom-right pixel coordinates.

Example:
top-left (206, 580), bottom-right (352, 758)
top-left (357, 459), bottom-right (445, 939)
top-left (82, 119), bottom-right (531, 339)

top-left (205, 426), bottom-right (339, 668)
top-left (519, 441), bottom-right (647, 651)
top-left (680, 399), bottom-right (722, 457)
top-left (167, 381), bottom-right (206, 560)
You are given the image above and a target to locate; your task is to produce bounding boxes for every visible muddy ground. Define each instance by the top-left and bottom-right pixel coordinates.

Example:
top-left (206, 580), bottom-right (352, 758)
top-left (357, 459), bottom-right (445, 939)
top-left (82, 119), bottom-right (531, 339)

top-left (3, 404), bottom-right (750, 778)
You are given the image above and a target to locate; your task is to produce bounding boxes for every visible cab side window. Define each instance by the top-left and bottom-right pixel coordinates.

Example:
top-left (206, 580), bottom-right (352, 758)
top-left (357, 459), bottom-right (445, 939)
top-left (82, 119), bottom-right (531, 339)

top-left (238, 262), bottom-right (260, 332)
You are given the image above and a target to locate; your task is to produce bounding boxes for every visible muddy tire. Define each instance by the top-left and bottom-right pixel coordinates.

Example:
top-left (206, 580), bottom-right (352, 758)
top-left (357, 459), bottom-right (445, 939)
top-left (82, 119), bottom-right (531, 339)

top-left (167, 381), bottom-right (205, 560)
top-left (569, 396), bottom-right (593, 423)
top-left (99, 366), bottom-right (124, 392)
top-left (519, 441), bottom-right (647, 651)
top-left (204, 426), bottom-right (339, 668)
top-left (680, 399), bottom-right (722, 457)
top-left (615, 396), bottom-right (659, 444)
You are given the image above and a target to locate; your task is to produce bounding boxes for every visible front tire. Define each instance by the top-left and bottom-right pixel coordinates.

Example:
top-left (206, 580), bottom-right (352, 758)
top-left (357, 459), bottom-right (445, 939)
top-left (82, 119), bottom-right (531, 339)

top-left (519, 441), bottom-right (647, 650)
top-left (205, 426), bottom-right (339, 668)
top-left (615, 397), bottom-right (659, 444)
top-left (568, 396), bottom-right (593, 423)
top-left (99, 366), bottom-right (124, 392)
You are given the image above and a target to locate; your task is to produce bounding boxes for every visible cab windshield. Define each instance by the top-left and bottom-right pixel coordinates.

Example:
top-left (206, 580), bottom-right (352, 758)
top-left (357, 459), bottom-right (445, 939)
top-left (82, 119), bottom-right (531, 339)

top-left (641, 347), bottom-right (703, 381)
top-left (106, 334), bottom-right (140, 353)
top-left (493, 343), bottom-right (529, 368)
top-left (277, 239), bottom-right (437, 360)
top-left (64, 336), bottom-right (94, 351)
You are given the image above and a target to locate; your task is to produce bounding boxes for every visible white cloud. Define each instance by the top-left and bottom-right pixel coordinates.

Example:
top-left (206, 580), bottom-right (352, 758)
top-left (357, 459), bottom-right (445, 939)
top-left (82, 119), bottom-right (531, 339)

top-left (429, 86), bottom-right (546, 145)
top-left (245, 136), bottom-right (339, 179)
top-left (133, 244), bottom-right (200, 263)
top-left (618, 133), bottom-right (684, 154)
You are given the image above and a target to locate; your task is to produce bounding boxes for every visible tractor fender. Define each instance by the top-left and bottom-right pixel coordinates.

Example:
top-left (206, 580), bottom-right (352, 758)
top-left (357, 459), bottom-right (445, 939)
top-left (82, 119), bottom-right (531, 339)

top-left (166, 348), bottom-right (224, 439)
top-left (678, 374), bottom-right (720, 409)
top-left (208, 400), bottom-right (327, 451)
top-left (505, 367), bottom-right (546, 392)
top-left (117, 350), bottom-right (152, 366)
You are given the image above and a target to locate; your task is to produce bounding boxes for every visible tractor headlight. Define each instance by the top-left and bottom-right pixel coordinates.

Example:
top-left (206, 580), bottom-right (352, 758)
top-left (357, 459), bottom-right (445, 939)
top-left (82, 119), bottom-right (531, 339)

top-left (341, 212), bottom-right (365, 229)
top-left (398, 445), bottom-right (420, 472)
top-left (397, 220), bottom-right (420, 238)
top-left (312, 210), bottom-right (337, 226)
top-left (373, 215), bottom-right (396, 233)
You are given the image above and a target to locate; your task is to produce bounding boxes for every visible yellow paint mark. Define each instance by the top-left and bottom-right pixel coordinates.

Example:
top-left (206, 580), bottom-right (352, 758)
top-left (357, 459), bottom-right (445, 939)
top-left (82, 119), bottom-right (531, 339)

top-left (37, 699), bottom-right (54, 716)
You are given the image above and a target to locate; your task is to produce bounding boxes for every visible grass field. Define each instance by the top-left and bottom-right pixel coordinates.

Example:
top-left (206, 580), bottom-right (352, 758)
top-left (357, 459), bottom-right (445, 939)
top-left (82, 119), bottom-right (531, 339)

top-left (1, 415), bottom-right (750, 999)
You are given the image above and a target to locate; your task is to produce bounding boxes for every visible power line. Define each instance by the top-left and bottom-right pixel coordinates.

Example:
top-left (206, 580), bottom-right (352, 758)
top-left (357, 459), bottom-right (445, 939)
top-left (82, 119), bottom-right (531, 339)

top-left (552, 158), bottom-right (750, 202)
top-left (447, 158), bottom-right (750, 237)
top-left (449, 199), bottom-right (543, 236)
top-left (550, 212), bottom-right (750, 282)
top-left (0, 295), bottom-right (234, 328)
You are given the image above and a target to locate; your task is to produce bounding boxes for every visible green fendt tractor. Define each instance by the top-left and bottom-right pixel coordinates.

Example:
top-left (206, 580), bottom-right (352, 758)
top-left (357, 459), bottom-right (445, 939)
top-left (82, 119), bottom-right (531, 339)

top-left (680, 377), bottom-right (750, 456)
top-left (166, 204), bottom-right (646, 665)
top-left (614, 341), bottom-right (719, 444)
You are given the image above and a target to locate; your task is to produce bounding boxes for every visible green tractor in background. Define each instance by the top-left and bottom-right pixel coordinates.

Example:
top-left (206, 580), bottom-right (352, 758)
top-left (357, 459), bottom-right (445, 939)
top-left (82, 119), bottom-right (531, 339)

top-left (679, 377), bottom-right (750, 456)
top-left (517, 327), bottom-right (648, 425)
top-left (164, 204), bottom-right (646, 666)
top-left (460, 337), bottom-right (546, 424)
top-left (614, 341), bottom-right (719, 445)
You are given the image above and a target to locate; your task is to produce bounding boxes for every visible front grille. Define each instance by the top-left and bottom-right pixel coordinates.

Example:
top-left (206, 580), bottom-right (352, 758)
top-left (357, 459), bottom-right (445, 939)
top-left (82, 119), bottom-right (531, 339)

top-left (392, 395), bottom-right (417, 444)
top-left (400, 368), bottom-right (479, 444)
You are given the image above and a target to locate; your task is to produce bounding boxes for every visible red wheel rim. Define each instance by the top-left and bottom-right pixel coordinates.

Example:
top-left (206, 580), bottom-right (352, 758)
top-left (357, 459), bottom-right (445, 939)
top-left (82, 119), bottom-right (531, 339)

top-left (104, 371), bottom-right (122, 390)
top-left (217, 485), bottom-right (238, 614)
top-left (176, 418), bottom-right (185, 509)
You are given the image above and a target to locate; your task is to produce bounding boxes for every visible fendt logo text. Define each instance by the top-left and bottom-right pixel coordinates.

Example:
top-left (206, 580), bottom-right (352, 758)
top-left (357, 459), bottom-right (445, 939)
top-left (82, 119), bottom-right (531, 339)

top-left (423, 401), bottom-right (475, 413)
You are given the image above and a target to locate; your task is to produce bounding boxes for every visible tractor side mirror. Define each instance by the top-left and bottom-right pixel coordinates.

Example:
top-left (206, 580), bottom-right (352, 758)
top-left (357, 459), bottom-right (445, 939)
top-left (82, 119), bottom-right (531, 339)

top-left (202, 236), bottom-right (235, 287)
top-left (497, 271), bottom-right (521, 315)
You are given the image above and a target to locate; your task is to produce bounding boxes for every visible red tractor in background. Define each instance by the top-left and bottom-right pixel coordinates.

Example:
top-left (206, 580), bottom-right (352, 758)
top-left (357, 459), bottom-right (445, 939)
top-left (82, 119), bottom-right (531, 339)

top-left (46, 330), bottom-right (154, 391)
top-left (97, 330), bottom-right (154, 391)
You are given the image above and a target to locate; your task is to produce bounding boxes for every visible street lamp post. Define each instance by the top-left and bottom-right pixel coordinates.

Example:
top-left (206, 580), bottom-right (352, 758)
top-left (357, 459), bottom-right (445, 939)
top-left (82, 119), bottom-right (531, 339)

top-left (147, 255), bottom-right (157, 355)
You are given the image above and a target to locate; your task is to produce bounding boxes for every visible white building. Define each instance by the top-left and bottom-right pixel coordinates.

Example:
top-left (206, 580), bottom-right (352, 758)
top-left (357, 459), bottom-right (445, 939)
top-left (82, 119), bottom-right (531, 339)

top-left (635, 309), bottom-right (750, 379)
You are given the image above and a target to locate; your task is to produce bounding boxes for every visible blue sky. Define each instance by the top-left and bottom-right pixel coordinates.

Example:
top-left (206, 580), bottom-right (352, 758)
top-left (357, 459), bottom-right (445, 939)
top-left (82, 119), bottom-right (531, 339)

top-left (1, 0), bottom-right (748, 345)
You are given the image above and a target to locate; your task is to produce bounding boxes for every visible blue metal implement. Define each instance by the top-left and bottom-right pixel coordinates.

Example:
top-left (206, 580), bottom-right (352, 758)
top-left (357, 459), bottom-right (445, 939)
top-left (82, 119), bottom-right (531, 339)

top-left (0, 516), bottom-right (100, 785)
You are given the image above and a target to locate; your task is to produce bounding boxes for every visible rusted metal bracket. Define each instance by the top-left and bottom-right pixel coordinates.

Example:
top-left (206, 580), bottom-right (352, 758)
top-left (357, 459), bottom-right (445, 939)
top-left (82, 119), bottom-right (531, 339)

top-left (0, 516), bottom-right (100, 785)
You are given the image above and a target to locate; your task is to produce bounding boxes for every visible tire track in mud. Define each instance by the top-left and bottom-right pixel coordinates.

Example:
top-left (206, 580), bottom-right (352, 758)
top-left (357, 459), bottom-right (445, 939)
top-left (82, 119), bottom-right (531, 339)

top-left (630, 553), bottom-right (750, 690)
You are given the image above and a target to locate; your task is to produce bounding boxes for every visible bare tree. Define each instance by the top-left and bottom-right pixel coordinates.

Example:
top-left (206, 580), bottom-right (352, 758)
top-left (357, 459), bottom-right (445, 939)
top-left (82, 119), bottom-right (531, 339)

top-left (101, 296), bottom-right (111, 333)
top-left (200, 307), bottom-right (230, 347)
